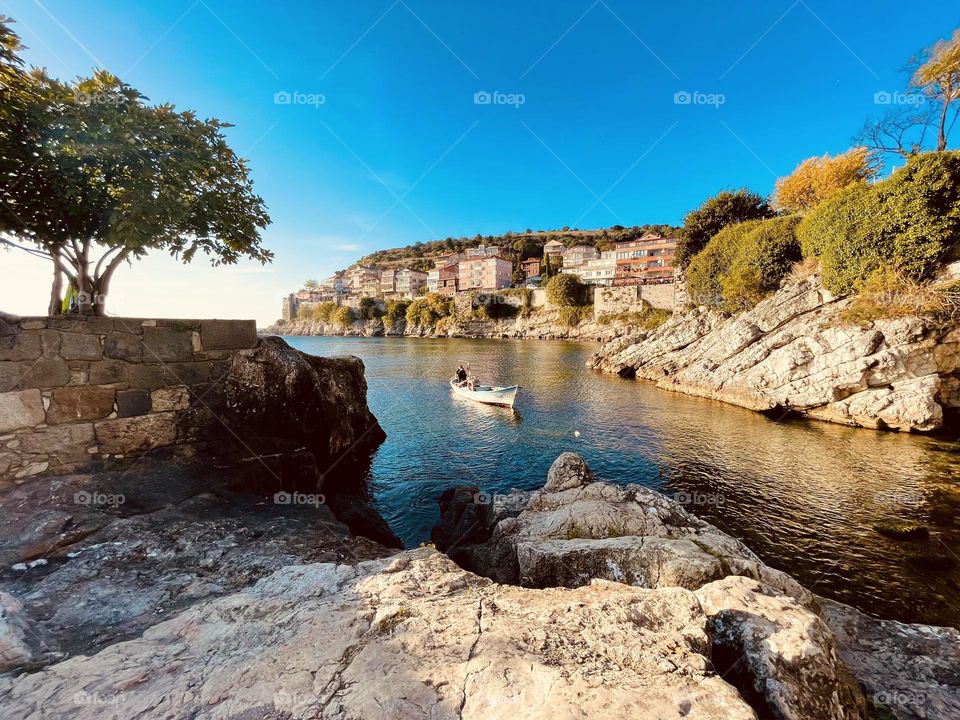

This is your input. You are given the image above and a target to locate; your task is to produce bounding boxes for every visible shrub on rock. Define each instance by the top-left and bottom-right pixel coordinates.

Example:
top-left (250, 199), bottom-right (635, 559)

top-left (798, 151), bottom-right (960, 295)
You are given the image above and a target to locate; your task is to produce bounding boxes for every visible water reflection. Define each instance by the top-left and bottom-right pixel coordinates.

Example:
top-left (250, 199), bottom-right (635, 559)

top-left (287, 336), bottom-right (960, 627)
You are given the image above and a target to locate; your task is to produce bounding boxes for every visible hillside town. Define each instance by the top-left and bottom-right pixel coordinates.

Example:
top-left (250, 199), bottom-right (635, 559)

top-left (282, 232), bottom-right (677, 320)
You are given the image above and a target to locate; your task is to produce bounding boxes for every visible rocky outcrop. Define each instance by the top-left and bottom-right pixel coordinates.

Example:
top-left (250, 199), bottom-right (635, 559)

top-left (0, 451), bottom-right (394, 671)
top-left (0, 549), bottom-right (761, 719)
top-left (433, 453), bottom-right (960, 720)
top-left (588, 275), bottom-right (960, 432)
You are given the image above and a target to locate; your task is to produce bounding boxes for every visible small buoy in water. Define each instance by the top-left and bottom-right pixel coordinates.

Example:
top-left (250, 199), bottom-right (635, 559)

top-left (574, 431), bottom-right (581, 438)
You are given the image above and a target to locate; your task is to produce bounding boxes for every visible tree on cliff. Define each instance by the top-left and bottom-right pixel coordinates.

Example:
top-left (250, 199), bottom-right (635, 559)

top-left (0, 17), bottom-right (272, 316)
top-left (676, 189), bottom-right (773, 267)
top-left (856, 28), bottom-right (960, 159)
top-left (772, 147), bottom-right (878, 213)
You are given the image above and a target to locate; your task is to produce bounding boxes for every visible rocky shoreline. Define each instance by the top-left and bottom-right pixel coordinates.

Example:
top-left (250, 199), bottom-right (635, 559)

top-left (2, 452), bottom-right (958, 719)
top-left (265, 307), bottom-right (630, 343)
top-left (589, 273), bottom-right (960, 433)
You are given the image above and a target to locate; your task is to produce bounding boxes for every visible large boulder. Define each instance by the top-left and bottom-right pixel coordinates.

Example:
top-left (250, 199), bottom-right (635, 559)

top-left (0, 549), bottom-right (759, 719)
top-left (0, 592), bottom-right (36, 672)
top-left (695, 576), bottom-right (866, 720)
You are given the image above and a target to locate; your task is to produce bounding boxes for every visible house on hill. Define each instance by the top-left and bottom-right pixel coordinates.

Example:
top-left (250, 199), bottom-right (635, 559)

top-left (543, 239), bottom-right (565, 255)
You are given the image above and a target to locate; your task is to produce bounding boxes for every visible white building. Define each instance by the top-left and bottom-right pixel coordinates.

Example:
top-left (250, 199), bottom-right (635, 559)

top-left (563, 251), bottom-right (616, 286)
top-left (562, 244), bottom-right (599, 268)
top-left (458, 256), bottom-right (512, 291)
top-left (427, 269), bottom-right (440, 294)
top-left (395, 268), bottom-right (428, 298)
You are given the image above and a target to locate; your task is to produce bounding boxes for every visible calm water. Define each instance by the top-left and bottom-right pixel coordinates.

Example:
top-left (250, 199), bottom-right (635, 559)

top-left (285, 336), bottom-right (960, 627)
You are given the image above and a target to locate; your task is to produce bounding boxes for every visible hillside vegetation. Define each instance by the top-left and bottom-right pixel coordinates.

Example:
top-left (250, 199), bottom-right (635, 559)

top-left (356, 224), bottom-right (679, 272)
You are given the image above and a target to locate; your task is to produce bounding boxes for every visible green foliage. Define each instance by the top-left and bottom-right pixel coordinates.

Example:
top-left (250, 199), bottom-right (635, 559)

top-left (721, 215), bottom-right (803, 311)
top-left (686, 220), bottom-right (765, 307)
top-left (558, 305), bottom-right (592, 327)
top-left (0, 17), bottom-right (271, 315)
top-left (333, 306), bottom-right (356, 328)
top-left (303, 302), bottom-right (337, 322)
top-left (596, 308), bottom-right (671, 330)
top-left (677, 189), bottom-right (774, 267)
top-left (405, 293), bottom-right (454, 328)
top-left (798, 152), bottom-right (960, 294)
top-left (358, 296), bottom-right (383, 321)
top-left (545, 273), bottom-right (586, 308)
top-left (383, 299), bottom-right (410, 327)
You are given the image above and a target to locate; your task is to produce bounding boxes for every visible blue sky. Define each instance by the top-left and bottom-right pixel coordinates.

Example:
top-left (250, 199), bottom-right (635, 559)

top-left (1, 0), bottom-right (958, 325)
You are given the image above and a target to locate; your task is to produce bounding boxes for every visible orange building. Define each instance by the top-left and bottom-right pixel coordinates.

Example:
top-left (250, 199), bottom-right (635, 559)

top-left (613, 234), bottom-right (677, 285)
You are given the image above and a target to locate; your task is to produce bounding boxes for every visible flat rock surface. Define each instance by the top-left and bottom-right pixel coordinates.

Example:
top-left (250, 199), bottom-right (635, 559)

top-left (0, 549), bottom-right (759, 720)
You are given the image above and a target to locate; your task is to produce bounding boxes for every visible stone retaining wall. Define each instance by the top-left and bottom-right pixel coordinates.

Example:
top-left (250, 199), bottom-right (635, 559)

top-left (0, 315), bottom-right (257, 483)
top-left (595, 284), bottom-right (675, 314)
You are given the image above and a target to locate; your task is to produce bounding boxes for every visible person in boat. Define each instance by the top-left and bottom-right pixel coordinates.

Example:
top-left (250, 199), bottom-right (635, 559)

top-left (455, 364), bottom-right (467, 385)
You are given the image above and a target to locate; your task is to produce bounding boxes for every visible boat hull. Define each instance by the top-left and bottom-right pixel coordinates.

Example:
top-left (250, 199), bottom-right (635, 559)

top-left (449, 379), bottom-right (519, 408)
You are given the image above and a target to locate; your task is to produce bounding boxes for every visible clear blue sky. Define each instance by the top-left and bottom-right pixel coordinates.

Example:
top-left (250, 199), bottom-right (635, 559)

top-left (1, 1), bottom-right (958, 324)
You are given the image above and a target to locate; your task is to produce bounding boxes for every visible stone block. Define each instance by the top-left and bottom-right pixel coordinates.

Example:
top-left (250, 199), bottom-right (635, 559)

top-left (151, 386), bottom-right (191, 412)
top-left (116, 388), bottom-right (152, 417)
top-left (46, 386), bottom-right (116, 425)
top-left (18, 319), bottom-right (46, 330)
top-left (128, 362), bottom-right (212, 389)
top-left (89, 360), bottom-right (127, 385)
top-left (39, 330), bottom-right (61, 357)
top-left (60, 333), bottom-right (103, 361)
top-left (0, 363), bottom-right (23, 393)
top-left (18, 423), bottom-right (96, 464)
top-left (141, 326), bottom-right (193, 362)
top-left (0, 332), bottom-right (41, 361)
top-left (47, 316), bottom-right (114, 334)
top-left (103, 332), bottom-right (142, 362)
top-left (15, 358), bottom-right (71, 389)
top-left (200, 320), bottom-right (257, 351)
top-left (0, 389), bottom-right (45, 432)
top-left (94, 413), bottom-right (177, 454)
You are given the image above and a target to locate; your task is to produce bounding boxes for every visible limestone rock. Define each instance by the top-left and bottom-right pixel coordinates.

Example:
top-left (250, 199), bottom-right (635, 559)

top-left (589, 275), bottom-right (960, 432)
top-left (0, 592), bottom-right (35, 672)
top-left (543, 451), bottom-right (596, 491)
top-left (695, 576), bottom-right (866, 720)
top-left (0, 549), bottom-right (758, 719)
top-left (820, 597), bottom-right (960, 720)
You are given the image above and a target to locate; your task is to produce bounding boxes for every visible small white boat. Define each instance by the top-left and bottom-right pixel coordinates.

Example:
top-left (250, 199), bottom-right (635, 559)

top-left (449, 378), bottom-right (520, 408)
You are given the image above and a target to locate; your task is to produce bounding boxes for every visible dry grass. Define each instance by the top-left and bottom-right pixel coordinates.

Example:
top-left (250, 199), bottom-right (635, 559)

top-left (786, 256), bottom-right (821, 283)
top-left (841, 268), bottom-right (947, 323)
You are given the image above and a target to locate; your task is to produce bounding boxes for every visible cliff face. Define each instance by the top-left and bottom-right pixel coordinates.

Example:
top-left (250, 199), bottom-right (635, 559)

top-left (589, 274), bottom-right (960, 432)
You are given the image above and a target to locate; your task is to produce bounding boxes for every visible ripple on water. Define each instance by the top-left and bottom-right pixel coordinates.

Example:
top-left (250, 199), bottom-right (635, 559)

top-left (286, 335), bottom-right (960, 628)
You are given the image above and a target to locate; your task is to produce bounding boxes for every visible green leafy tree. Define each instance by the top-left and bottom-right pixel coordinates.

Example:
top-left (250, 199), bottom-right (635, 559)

top-left (545, 273), bottom-right (585, 308)
top-left (676, 189), bottom-right (774, 267)
top-left (303, 279), bottom-right (319, 290)
top-left (0, 18), bottom-right (271, 316)
top-left (333, 306), bottom-right (356, 328)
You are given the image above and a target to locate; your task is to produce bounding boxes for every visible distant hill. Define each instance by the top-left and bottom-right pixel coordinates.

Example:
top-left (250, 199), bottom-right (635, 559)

top-left (354, 225), bottom-right (680, 272)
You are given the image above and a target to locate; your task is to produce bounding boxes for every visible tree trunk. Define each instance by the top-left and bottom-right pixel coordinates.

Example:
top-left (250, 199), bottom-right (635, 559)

top-left (48, 250), bottom-right (63, 317)
top-left (938, 99), bottom-right (949, 151)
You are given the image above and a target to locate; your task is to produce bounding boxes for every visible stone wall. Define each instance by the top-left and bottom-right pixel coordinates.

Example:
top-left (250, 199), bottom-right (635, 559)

top-left (594, 284), bottom-right (675, 314)
top-left (0, 315), bottom-right (257, 483)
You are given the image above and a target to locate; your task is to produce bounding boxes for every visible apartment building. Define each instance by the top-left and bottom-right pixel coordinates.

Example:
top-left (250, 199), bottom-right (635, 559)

top-left (613, 234), bottom-right (678, 285)
top-left (563, 251), bottom-right (616, 285)
top-left (395, 268), bottom-right (428, 297)
top-left (562, 244), bottom-right (599, 268)
top-left (438, 264), bottom-right (459, 296)
top-left (344, 266), bottom-right (382, 297)
top-left (458, 256), bottom-right (512, 291)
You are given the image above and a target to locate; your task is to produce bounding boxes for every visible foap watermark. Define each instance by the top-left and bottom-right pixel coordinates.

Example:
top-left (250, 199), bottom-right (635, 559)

top-left (274, 90), bottom-right (326, 108)
top-left (273, 689), bottom-right (315, 712)
top-left (74, 91), bottom-right (125, 106)
top-left (871, 689), bottom-right (927, 708)
top-left (473, 491), bottom-right (529, 510)
top-left (673, 90), bottom-right (725, 108)
top-left (73, 690), bottom-right (126, 707)
top-left (873, 90), bottom-right (925, 106)
top-left (474, 90), bottom-right (525, 108)
top-left (874, 489), bottom-right (924, 509)
top-left (274, 491), bottom-right (325, 507)
top-left (74, 490), bottom-right (125, 508)
top-left (674, 491), bottom-right (725, 507)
